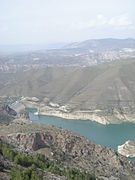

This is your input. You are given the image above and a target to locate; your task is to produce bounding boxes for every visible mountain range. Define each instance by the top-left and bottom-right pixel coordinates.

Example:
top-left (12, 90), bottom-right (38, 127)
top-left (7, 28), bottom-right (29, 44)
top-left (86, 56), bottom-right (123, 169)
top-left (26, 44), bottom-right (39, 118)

top-left (0, 38), bottom-right (135, 124)
top-left (0, 58), bottom-right (135, 124)
top-left (0, 38), bottom-right (135, 72)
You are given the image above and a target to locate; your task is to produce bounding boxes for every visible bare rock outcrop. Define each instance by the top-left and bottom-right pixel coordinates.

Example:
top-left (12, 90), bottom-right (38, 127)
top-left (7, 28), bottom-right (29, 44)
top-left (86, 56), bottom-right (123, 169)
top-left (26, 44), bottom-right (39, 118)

top-left (118, 140), bottom-right (135, 158)
top-left (0, 105), bottom-right (16, 124)
top-left (6, 127), bottom-right (135, 180)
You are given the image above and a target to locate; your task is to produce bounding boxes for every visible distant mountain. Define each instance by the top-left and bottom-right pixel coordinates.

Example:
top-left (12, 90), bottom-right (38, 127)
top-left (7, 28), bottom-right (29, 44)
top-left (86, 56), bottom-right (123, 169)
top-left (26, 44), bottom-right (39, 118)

top-left (0, 38), bottom-right (135, 70)
top-left (64, 38), bottom-right (135, 52)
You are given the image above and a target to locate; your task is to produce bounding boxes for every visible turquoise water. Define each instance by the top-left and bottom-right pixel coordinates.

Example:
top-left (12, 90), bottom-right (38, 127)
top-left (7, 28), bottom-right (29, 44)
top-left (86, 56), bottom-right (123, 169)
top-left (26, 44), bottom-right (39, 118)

top-left (29, 110), bottom-right (135, 151)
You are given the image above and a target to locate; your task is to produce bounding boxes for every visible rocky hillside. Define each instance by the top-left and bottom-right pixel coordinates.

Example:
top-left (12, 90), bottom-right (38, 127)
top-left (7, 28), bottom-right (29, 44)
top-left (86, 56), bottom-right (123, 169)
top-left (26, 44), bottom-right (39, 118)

top-left (1, 120), bottom-right (135, 180)
top-left (0, 140), bottom-right (70, 180)
top-left (1, 59), bottom-right (135, 123)
top-left (118, 140), bottom-right (135, 158)
top-left (0, 59), bottom-right (135, 104)
top-left (0, 152), bottom-right (13, 180)
top-left (0, 105), bottom-right (16, 124)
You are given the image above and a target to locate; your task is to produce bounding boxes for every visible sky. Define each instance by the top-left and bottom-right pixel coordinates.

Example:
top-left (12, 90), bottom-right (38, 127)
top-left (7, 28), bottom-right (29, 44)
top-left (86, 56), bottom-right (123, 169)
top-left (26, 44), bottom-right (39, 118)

top-left (0, 0), bottom-right (135, 45)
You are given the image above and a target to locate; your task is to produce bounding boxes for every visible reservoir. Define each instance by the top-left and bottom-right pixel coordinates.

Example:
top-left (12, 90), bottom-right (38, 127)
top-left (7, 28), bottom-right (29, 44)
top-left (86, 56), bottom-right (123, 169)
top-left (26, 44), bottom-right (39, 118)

top-left (29, 110), bottom-right (135, 151)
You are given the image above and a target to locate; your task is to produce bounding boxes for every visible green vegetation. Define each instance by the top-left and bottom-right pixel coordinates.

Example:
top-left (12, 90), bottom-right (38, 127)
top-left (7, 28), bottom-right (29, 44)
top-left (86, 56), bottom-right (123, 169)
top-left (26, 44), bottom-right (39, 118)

top-left (10, 165), bottom-right (43, 180)
top-left (0, 140), bottom-right (95, 180)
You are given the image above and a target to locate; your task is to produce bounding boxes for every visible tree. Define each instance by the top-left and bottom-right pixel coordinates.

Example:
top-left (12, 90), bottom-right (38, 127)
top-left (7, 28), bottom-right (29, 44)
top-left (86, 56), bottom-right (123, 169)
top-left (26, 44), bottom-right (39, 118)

top-left (10, 166), bottom-right (23, 180)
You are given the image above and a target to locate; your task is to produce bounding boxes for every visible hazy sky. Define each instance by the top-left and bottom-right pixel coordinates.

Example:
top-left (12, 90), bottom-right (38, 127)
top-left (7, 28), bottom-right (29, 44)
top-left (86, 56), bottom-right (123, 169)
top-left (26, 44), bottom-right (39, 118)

top-left (0, 0), bottom-right (135, 45)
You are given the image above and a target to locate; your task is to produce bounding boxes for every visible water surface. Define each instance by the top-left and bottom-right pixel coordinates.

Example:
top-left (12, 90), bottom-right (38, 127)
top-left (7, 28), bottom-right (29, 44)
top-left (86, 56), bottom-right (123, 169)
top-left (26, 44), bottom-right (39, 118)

top-left (29, 110), bottom-right (135, 151)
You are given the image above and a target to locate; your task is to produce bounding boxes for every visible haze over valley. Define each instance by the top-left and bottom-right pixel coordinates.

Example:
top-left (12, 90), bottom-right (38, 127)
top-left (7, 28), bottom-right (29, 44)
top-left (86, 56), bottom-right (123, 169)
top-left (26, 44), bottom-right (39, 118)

top-left (1, 38), bottom-right (135, 72)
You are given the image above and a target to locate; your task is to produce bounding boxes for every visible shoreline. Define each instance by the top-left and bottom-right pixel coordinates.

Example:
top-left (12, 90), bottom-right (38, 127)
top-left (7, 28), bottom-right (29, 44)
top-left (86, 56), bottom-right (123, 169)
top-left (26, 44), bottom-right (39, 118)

top-left (34, 110), bottom-right (110, 125)
top-left (118, 140), bottom-right (135, 158)
top-left (21, 97), bottom-right (135, 125)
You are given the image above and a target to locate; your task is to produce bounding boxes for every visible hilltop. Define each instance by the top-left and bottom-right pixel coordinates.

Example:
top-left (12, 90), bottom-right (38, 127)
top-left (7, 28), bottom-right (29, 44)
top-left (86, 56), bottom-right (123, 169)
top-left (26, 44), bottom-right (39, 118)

top-left (64, 38), bottom-right (135, 52)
